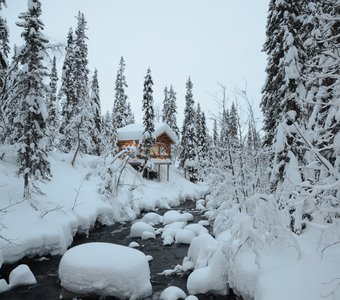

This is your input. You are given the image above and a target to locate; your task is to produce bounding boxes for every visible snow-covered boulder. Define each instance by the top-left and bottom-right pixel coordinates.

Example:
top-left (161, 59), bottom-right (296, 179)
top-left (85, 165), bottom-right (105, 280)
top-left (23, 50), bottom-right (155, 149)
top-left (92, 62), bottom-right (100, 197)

top-left (128, 241), bottom-right (140, 248)
top-left (58, 242), bottom-right (152, 299)
top-left (163, 210), bottom-right (188, 225)
top-left (187, 246), bottom-right (229, 295)
top-left (187, 234), bottom-right (218, 268)
top-left (160, 286), bottom-right (187, 300)
top-left (141, 212), bottom-right (163, 225)
top-left (184, 224), bottom-right (208, 236)
top-left (142, 231), bottom-right (156, 240)
top-left (0, 264), bottom-right (36, 294)
top-left (183, 212), bottom-right (194, 222)
top-left (175, 229), bottom-right (196, 244)
top-left (130, 221), bottom-right (155, 238)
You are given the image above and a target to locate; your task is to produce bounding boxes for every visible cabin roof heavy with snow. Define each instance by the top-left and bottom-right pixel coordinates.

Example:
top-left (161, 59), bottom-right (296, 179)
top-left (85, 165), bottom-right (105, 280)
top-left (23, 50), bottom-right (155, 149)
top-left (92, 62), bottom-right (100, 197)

top-left (116, 123), bottom-right (178, 160)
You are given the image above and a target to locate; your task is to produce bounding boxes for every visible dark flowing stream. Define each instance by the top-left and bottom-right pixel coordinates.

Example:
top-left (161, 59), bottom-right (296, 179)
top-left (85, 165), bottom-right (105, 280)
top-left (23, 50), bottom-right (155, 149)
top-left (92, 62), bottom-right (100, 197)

top-left (1, 200), bottom-right (240, 300)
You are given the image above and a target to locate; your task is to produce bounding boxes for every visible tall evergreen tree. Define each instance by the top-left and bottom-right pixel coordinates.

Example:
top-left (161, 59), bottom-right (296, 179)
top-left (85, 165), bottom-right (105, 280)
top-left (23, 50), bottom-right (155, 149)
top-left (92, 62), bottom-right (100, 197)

top-left (59, 28), bottom-right (77, 152)
top-left (112, 56), bottom-right (133, 129)
top-left (196, 103), bottom-right (209, 170)
top-left (227, 102), bottom-right (239, 147)
top-left (302, 1), bottom-right (340, 218)
top-left (0, 0), bottom-right (9, 71)
top-left (212, 119), bottom-right (219, 147)
top-left (14, 0), bottom-right (51, 198)
top-left (261, 0), bottom-right (307, 193)
top-left (162, 84), bottom-right (179, 137)
top-left (59, 13), bottom-right (97, 158)
top-left (0, 0), bottom-right (9, 142)
top-left (179, 77), bottom-right (197, 181)
top-left (260, 0), bottom-right (305, 148)
top-left (142, 68), bottom-right (155, 152)
top-left (46, 56), bottom-right (59, 149)
top-left (1, 45), bottom-right (20, 144)
top-left (89, 68), bottom-right (102, 155)
top-left (102, 110), bottom-right (117, 153)
top-left (73, 11), bottom-right (89, 106)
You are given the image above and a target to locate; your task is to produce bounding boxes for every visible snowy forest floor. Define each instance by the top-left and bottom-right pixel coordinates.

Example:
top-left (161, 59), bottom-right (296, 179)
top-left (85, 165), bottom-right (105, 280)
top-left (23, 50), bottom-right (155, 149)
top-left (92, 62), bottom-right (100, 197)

top-left (0, 147), bottom-right (340, 300)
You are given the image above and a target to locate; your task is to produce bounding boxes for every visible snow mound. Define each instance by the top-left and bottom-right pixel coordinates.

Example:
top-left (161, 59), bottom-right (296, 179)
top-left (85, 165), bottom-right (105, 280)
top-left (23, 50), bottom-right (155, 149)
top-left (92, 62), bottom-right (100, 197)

top-left (163, 210), bottom-right (188, 225)
top-left (175, 229), bottom-right (196, 244)
top-left (142, 231), bottom-right (156, 240)
top-left (160, 286), bottom-right (187, 300)
top-left (161, 221), bottom-right (187, 245)
top-left (0, 264), bottom-right (36, 294)
top-left (185, 296), bottom-right (199, 300)
top-left (195, 199), bottom-right (206, 210)
top-left (130, 221), bottom-right (155, 238)
top-left (184, 224), bottom-right (208, 236)
top-left (187, 246), bottom-right (229, 295)
top-left (141, 212), bottom-right (163, 225)
top-left (58, 242), bottom-right (152, 299)
top-left (187, 234), bottom-right (218, 268)
top-left (183, 212), bottom-right (194, 221)
top-left (128, 241), bottom-right (140, 248)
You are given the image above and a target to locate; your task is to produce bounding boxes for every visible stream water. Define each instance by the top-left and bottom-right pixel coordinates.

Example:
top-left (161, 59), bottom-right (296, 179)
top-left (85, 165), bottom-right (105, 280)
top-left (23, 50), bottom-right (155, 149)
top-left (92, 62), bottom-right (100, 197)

top-left (1, 200), bottom-right (240, 300)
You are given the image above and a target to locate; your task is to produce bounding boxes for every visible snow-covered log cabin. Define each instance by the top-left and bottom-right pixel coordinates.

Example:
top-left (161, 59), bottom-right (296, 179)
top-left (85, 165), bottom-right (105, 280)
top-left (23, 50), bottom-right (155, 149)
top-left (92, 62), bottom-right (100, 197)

top-left (116, 123), bottom-right (178, 180)
top-left (116, 123), bottom-right (178, 159)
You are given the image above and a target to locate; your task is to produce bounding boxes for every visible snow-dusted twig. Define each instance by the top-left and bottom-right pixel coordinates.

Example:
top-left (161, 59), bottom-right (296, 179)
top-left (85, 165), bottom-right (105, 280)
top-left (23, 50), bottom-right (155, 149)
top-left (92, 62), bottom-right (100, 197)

top-left (72, 175), bottom-right (88, 210)
top-left (321, 240), bottom-right (340, 261)
top-left (321, 277), bottom-right (340, 299)
top-left (40, 203), bottom-right (64, 218)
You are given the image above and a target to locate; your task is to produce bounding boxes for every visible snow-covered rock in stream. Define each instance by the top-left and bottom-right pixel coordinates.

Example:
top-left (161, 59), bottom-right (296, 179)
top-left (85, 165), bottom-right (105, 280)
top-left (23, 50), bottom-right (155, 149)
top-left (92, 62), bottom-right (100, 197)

top-left (175, 229), bottom-right (196, 244)
top-left (130, 221), bottom-right (155, 238)
top-left (141, 212), bottom-right (163, 225)
top-left (58, 242), bottom-right (152, 299)
top-left (187, 246), bottom-right (229, 295)
top-left (160, 286), bottom-right (187, 300)
top-left (0, 264), bottom-right (36, 294)
top-left (163, 210), bottom-right (188, 225)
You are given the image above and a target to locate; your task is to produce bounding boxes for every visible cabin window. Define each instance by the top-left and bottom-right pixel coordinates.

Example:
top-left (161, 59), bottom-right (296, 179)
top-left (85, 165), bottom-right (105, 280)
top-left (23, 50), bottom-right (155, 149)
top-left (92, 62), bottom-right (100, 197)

top-left (160, 145), bottom-right (167, 155)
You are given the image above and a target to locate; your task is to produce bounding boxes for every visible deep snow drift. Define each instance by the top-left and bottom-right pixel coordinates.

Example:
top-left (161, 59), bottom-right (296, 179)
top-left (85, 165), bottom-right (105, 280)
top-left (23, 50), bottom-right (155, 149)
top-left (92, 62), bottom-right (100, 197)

top-left (0, 147), bottom-right (208, 264)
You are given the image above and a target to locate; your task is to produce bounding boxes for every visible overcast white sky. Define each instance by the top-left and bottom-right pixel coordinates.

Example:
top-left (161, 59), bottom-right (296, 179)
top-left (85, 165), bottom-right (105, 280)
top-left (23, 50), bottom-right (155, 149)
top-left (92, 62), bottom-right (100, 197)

top-left (4, 0), bottom-right (268, 128)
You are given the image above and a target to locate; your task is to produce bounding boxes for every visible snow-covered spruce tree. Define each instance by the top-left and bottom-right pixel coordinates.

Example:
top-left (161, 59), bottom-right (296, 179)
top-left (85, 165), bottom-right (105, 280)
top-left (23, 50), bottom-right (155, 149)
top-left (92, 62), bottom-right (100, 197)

top-left (302, 1), bottom-right (340, 222)
top-left (13, 0), bottom-right (51, 198)
top-left (126, 101), bottom-right (135, 125)
top-left (101, 110), bottom-right (117, 154)
top-left (261, 0), bottom-right (306, 148)
top-left (162, 85), bottom-right (179, 137)
top-left (112, 56), bottom-right (134, 130)
top-left (227, 102), bottom-right (239, 148)
top-left (0, 0), bottom-right (9, 143)
top-left (72, 11), bottom-right (96, 156)
top-left (261, 0), bottom-right (307, 192)
top-left (195, 103), bottom-right (209, 179)
top-left (46, 56), bottom-right (59, 150)
top-left (262, 0), bottom-right (321, 233)
top-left (89, 68), bottom-right (102, 155)
top-left (212, 119), bottom-right (219, 147)
top-left (58, 28), bottom-right (77, 152)
top-left (59, 13), bottom-right (99, 160)
top-left (141, 68), bottom-right (155, 155)
top-left (0, 0), bottom-right (9, 73)
top-left (0, 46), bottom-right (20, 145)
top-left (179, 77), bottom-right (197, 181)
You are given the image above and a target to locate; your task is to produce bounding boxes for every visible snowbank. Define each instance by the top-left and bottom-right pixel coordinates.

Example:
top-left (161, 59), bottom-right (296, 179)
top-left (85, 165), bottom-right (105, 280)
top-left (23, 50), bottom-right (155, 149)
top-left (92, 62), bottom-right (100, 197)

top-left (0, 148), bottom-right (209, 264)
top-left (203, 193), bottom-right (340, 300)
top-left (59, 242), bottom-right (152, 299)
